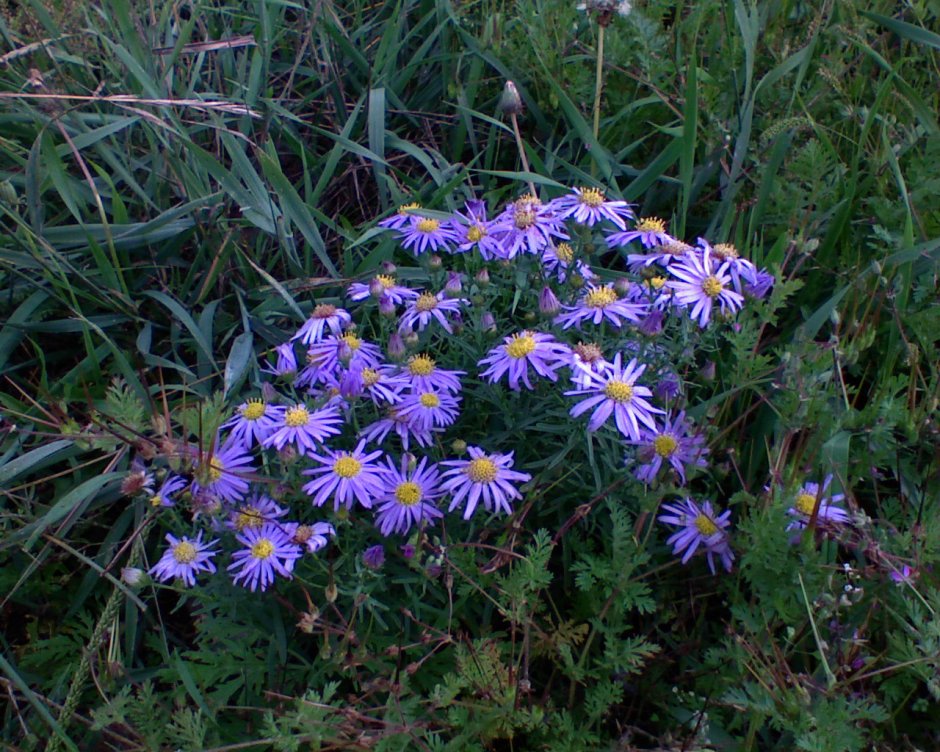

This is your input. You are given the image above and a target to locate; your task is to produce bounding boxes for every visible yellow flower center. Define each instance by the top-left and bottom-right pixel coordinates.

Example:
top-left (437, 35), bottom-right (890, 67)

top-left (636, 217), bottom-right (666, 233)
top-left (361, 368), bottom-right (381, 387)
top-left (251, 539), bottom-right (275, 560)
top-left (648, 276), bottom-right (666, 290)
top-left (555, 242), bottom-right (574, 262)
top-left (284, 406), bottom-right (309, 428)
top-left (467, 225), bottom-right (485, 242)
top-left (466, 457), bottom-right (498, 483)
top-left (653, 434), bottom-right (678, 458)
top-left (207, 457), bottom-right (224, 483)
top-left (702, 276), bottom-right (723, 298)
top-left (419, 392), bottom-right (440, 408)
top-left (603, 380), bottom-right (634, 403)
top-left (398, 202), bottom-right (421, 215)
top-left (694, 514), bottom-right (719, 536)
top-left (293, 525), bottom-right (313, 543)
top-left (417, 218), bottom-right (440, 233)
top-left (312, 304), bottom-right (336, 319)
top-left (514, 207), bottom-right (536, 229)
top-left (242, 399), bottom-right (266, 421)
top-left (149, 495), bottom-right (163, 507)
top-left (172, 541), bottom-right (197, 564)
top-left (504, 332), bottom-right (537, 359)
top-left (408, 354), bottom-right (436, 376)
top-left (394, 481), bottom-right (422, 506)
top-left (415, 293), bottom-right (438, 313)
top-left (579, 187), bottom-right (605, 207)
top-left (712, 242), bottom-right (739, 260)
top-left (584, 286), bottom-right (618, 309)
top-left (235, 506), bottom-right (264, 531)
top-left (342, 332), bottom-right (362, 350)
top-left (574, 342), bottom-right (603, 363)
top-left (333, 455), bottom-right (362, 479)
top-left (796, 493), bottom-right (818, 516)
top-left (376, 274), bottom-right (396, 288)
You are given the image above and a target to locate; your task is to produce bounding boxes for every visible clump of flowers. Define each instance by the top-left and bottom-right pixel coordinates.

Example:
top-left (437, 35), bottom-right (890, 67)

top-left (132, 179), bottom-right (783, 596)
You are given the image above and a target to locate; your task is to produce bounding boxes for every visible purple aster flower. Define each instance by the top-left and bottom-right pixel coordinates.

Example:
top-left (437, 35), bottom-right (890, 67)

top-left (453, 200), bottom-right (504, 259)
top-left (348, 273), bottom-right (420, 305)
top-left (374, 455), bottom-right (445, 536)
top-left (625, 238), bottom-right (695, 273)
top-left (786, 475), bottom-right (851, 531)
top-left (359, 406), bottom-right (438, 450)
top-left (363, 545), bottom-right (386, 569)
top-left (566, 353), bottom-right (663, 440)
top-left (378, 201), bottom-right (423, 230)
top-left (400, 354), bottom-right (464, 394)
top-left (667, 249), bottom-right (744, 327)
top-left (606, 216), bottom-right (674, 249)
top-left (628, 411), bottom-right (708, 485)
top-left (147, 473), bottom-right (187, 508)
top-left (222, 398), bottom-right (285, 449)
top-left (702, 240), bottom-right (757, 294)
top-left (302, 440), bottom-right (386, 511)
top-left (191, 439), bottom-right (255, 503)
top-left (478, 330), bottom-right (571, 390)
top-left (441, 446), bottom-right (532, 520)
top-left (341, 364), bottom-right (407, 405)
top-left (398, 291), bottom-right (466, 335)
top-left (283, 521), bottom-right (335, 553)
top-left (150, 532), bottom-right (219, 587)
top-left (550, 186), bottom-right (634, 230)
top-left (262, 403), bottom-right (342, 454)
top-left (566, 342), bottom-right (612, 388)
top-left (228, 523), bottom-right (303, 592)
top-left (743, 266), bottom-right (775, 299)
top-left (122, 458), bottom-right (153, 497)
top-left (659, 498), bottom-right (734, 574)
top-left (262, 341), bottom-right (298, 377)
top-left (490, 194), bottom-right (568, 259)
top-left (225, 494), bottom-right (289, 533)
top-left (396, 388), bottom-right (461, 432)
top-left (539, 286), bottom-right (562, 317)
top-left (306, 332), bottom-right (383, 377)
top-left (400, 543), bottom-right (416, 559)
top-left (293, 304), bottom-right (352, 346)
top-left (396, 213), bottom-right (460, 255)
top-left (542, 242), bottom-right (577, 282)
top-left (554, 284), bottom-right (648, 330)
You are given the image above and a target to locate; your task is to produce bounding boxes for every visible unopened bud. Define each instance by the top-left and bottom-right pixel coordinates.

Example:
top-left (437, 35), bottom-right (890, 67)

top-left (387, 332), bottom-right (406, 360)
top-left (0, 180), bottom-right (17, 206)
top-left (700, 360), bottom-right (716, 381)
top-left (378, 293), bottom-right (396, 317)
top-left (325, 582), bottom-right (338, 603)
top-left (444, 272), bottom-right (463, 298)
top-left (121, 567), bottom-right (147, 587)
top-left (428, 254), bottom-right (443, 270)
top-left (369, 277), bottom-right (386, 298)
top-left (539, 286), bottom-right (561, 317)
top-left (568, 273), bottom-right (585, 289)
top-left (451, 439), bottom-right (467, 454)
top-left (475, 268), bottom-right (490, 286)
top-left (382, 260), bottom-right (397, 274)
top-left (499, 80), bottom-right (524, 116)
top-left (614, 277), bottom-right (632, 296)
top-left (403, 329), bottom-right (419, 347)
top-left (480, 312), bottom-right (497, 333)
top-left (297, 608), bottom-right (320, 633)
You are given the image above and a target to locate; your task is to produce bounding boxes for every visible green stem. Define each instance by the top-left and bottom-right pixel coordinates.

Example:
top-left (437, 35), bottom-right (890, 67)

top-left (510, 112), bottom-right (537, 197)
top-left (592, 23), bottom-right (606, 144)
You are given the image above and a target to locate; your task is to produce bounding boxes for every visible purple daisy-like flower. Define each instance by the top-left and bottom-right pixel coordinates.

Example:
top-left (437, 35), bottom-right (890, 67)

top-left (554, 284), bottom-right (648, 330)
top-left (302, 440), bottom-right (387, 511)
top-left (490, 194), bottom-right (569, 259)
top-left (453, 200), bottom-right (504, 259)
top-left (262, 403), bottom-right (342, 454)
top-left (667, 249), bottom-right (744, 328)
top-left (606, 216), bottom-right (674, 250)
top-left (396, 388), bottom-right (461, 432)
top-left (359, 406), bottom-right (438, 450)
top-left (400, 353), bottom-right (464, 394)
top-left (396, 213), bottom-right (460, 255)
top-left (566, 353), bottom-right (663, 440)
top-left (398, 291), bottom-right (466, 335)
top-left (785, 475), bottom-right (851, 531)
top-left (374, 455), bottom-right (445, 536)
top-left (742, 266), bottom-right (775, 300)
top-left (306, 332), bottom-right (383, 377)
top-left (362, 545), bottom-right (386, 569)
top-left (262, 341), bottom-right (298, 377)
top-left (348, 273), bottom-right (420, 305)
top-left (628, 411), bottom-right (708, 485)
top-left (441, 446), bottom-right (532, 520)
top-left (542, 242), bottom-right (578, 282)
top-left (283, 521), bottom-right (335, 554)
top-left (701, 240), bottom-right (757, 294)
top-left (550, 187), bottom-right (634, 230)
top-left (147, 473), bottom-right (188, 508)
top-left (659, 498), bottom-right (734, 574)
top-left (222, 398), bottom-right (285, 449)
top-left (293, 304), bottom-right (352, 346)
top-left (228, 523), bottom-right (303, 592)
top-left (225, 494), bottom-right (289, 533)
top-left (191, 439), bottom-right (255, 503)
top-left (565, 342), bottom-right (612, 388)
top-left (625, 238), bottom-right (695, 273)
top-left (342, 364), bottom-right (408, 405)
top-left (478, 330), bottom-right (571, 390)
top-left (150, 532), bottom-right (219, 587)
top-left (378, 201), bottom-right (423, 230)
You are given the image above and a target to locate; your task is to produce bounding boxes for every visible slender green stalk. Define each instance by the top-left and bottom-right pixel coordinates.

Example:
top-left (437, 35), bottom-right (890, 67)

top-left (510, 112), bottom-right (537, 197)
top-left (592, 23), bottom-right (606, 143)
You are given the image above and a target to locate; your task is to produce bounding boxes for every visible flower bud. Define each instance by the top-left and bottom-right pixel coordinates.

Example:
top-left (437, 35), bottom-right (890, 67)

top-left (297, 608), bottom-right (319, 633)
top-left (539, 286), bottom-right (561, 317)
top-left (699, 360), bottom-right (716, 381)
top-left (499, 80), bottom-right (524, 116)
top-left (475, 268), bottom-right (490, 286)
top-left (444, 271), bottom-right (463, 298)
top-left (403, 329), bottom-right (419, 347)
top-left (121, 567), bottom-right (147, 587)
top-left (362, 545), bottom-right (385, 570)
top-left (382, 260), bottom-right (397, 274)
top-left (638, 310), bottom-right (664, 337)
top-left (369, 277), bottom-right (386, 298)
top-left (451, 439), bottom-right (467, 454)
top-left (325, 582), bottom-right (338, 603)
top-left (614, 277), bottom-right (632, 296)
top-left (428, 254), bottom-right (443, 270)
top-left (378, 293), bottom-right (396, 317)
top-left (340, 368), bottom-right (363, 400)
top-left (387, 332), bottom-right (406, 360)
top-left (480, 312), bottom-right (497, 333)
top-left (568, 272), bottom-right (585, 289)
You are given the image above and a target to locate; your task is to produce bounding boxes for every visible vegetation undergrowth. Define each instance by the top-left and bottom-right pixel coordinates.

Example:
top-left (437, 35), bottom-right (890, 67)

top-left (1, 0), bottom-right (938, 749)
